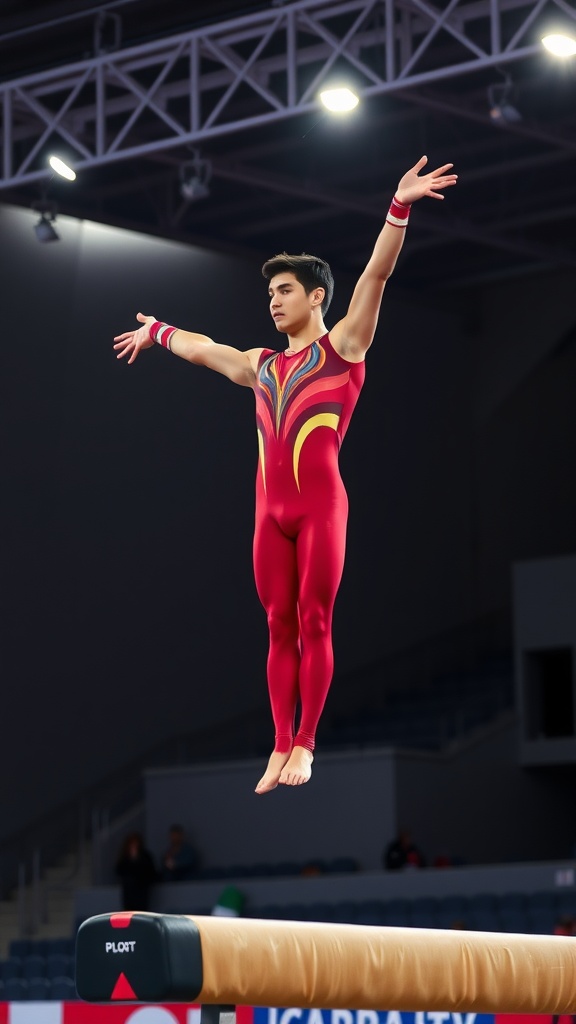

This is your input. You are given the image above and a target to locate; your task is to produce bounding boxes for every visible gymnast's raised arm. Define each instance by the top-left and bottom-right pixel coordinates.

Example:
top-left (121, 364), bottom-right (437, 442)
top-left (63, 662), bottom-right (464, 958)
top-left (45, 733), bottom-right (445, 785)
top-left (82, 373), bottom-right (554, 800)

top-left (331, 155), bottom-right (458, 362)
top-left (113, 312), bottom-right (263, 387)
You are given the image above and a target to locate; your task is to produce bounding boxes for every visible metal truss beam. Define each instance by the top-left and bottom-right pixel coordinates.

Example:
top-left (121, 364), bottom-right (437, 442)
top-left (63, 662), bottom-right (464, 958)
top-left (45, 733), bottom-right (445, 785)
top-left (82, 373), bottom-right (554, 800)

top-left (1, 0), bottom-right (574, 189)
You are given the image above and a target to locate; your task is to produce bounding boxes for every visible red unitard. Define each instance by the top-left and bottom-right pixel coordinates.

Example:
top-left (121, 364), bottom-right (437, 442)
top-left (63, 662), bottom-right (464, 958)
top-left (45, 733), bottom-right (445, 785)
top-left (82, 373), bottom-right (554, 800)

top-left (253, 332), bottom-right (365, 753)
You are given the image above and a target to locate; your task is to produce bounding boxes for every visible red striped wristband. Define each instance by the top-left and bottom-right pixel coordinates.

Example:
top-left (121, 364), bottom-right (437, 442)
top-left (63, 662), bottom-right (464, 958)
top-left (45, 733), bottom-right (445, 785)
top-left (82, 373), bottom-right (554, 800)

top-left (149, 320), bottom-right (178, 351)
top-left (386, 195), bottom-right (411, 229)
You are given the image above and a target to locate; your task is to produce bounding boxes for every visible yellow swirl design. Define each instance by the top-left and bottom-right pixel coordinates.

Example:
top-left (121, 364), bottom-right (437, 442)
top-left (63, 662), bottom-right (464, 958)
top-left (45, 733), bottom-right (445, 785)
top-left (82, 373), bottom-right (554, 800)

top-left (257, 427), bottom-right (266, 494)
top-left (293, 412), bottom-right (340, 491)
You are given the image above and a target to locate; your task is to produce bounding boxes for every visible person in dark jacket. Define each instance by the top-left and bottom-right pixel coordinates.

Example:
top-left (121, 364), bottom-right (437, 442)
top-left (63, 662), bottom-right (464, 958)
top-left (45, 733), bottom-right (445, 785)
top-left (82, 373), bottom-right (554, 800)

top-left (116, 832), bottom-right (158, 910)
top-left (383, 829), bottom-right (425, 870)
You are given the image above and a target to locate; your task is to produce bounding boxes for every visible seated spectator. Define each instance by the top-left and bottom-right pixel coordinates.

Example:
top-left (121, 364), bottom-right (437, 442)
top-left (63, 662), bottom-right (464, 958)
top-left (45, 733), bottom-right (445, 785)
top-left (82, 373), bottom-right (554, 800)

top-left (116, 832), bottom-right (158, 911)
top-left (383, 829), bottom-right (425, 870)
top-left (554, 914), bottom-right (575, 936)
top-left (161, 824), bottom-right (199, 881)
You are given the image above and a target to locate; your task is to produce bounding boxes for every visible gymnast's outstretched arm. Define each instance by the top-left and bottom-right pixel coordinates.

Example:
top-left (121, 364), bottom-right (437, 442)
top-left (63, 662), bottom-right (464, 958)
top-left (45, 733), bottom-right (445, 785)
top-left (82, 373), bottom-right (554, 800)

top-left (331, 155), bottom-right (457, 362)
top-left (113, 313), bottom-right (263, 386)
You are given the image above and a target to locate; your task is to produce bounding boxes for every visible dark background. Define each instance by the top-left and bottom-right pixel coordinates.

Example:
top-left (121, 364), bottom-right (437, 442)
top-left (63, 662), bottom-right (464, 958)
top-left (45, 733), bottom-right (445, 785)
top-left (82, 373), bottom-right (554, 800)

top-left (2, 195), bottom-right (576, 847)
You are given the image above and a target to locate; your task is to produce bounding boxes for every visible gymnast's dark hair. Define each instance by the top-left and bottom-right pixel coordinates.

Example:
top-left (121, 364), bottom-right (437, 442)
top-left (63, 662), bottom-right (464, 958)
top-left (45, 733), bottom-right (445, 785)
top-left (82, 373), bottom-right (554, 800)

top-left (262, 252), bottom-right (334, 316)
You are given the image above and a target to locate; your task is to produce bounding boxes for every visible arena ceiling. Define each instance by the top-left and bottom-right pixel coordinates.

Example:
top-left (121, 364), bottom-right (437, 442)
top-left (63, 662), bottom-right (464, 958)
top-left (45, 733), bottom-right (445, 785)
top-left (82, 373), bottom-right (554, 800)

top-left (1, 0), bottom-right (575, 290)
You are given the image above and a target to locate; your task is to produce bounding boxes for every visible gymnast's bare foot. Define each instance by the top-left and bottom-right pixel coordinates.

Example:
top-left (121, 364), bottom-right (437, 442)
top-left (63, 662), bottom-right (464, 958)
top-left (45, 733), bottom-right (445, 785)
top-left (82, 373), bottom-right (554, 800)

top-left (255, 750), bottom-right (292, 794)
top-left (278, 745), bottom-right (313, 786)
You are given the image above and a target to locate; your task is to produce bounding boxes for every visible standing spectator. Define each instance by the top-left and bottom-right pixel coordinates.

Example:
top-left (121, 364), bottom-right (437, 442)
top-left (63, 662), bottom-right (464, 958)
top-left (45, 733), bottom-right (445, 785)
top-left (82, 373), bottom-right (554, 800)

top-left (116, 832), bottom-right (158, 911)
top-left (383, 829), bottom-right (425, 870)
top-left (162, 824), bottom-right (199, 881)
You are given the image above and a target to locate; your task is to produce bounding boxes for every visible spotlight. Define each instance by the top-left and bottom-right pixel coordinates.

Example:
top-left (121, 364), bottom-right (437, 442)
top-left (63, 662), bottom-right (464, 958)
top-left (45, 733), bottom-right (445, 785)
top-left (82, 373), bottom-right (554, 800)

top-left (34, 214), bottom-right (59, 242)
top-left (32, 202), bottom-right (59, 242)
top-left (319, 87), bottom-right (359, 112)
top-left (49, 155), bottom-right (76, 181)
top-left (542, 33), bottom-right (576, 57)
top-left (488, 78), bottom-right (522, 125)
top-left (179, 151), bottom-right (212, 201)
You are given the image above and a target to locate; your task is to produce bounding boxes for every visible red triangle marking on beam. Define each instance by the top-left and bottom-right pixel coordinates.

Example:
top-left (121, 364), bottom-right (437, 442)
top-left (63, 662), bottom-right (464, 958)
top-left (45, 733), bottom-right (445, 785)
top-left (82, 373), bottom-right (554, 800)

top-left (111, 972), bottom-right (137, 1000)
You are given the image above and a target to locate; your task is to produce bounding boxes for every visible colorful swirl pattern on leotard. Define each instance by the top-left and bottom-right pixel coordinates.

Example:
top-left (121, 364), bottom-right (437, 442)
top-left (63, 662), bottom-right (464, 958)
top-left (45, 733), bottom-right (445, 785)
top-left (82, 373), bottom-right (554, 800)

top-left (254, 333), bottom-right (365, 491)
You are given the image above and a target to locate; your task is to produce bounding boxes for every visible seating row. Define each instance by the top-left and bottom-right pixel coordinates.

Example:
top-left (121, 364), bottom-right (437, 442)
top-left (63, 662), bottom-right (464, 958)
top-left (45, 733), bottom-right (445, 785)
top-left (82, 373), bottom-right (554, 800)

top-left (245, 890), bottom-right (572, 932)
top-left (8, 937), bottom-right (75, 959)
top-left (0, 953), bottom-right (74, 983)
top-left (0, 976), bottom-right (76, 1001)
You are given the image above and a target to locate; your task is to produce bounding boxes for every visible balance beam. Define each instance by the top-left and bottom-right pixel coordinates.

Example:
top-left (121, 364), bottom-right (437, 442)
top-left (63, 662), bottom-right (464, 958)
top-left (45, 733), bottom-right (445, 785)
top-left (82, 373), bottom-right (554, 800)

top-left (75, 912), bottom-right (576, 1013)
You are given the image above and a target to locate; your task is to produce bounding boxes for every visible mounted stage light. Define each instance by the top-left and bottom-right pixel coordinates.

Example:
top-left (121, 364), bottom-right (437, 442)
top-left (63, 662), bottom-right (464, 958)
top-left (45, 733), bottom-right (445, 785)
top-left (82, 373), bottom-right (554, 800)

top-left (32, 200), bottom-right (59, 242)
top-left (542, 33), bottom-right (576, 57)
top-left (34, 213), bottom-right (59, 242)
top-left (319, 87), bottom-right (359, 112)
top-left (488, 77), bottom-right (522, 125)
top-left (49, 155), bottom-right (76, 181)
top-left (179, 151), bottom-right (212, 201)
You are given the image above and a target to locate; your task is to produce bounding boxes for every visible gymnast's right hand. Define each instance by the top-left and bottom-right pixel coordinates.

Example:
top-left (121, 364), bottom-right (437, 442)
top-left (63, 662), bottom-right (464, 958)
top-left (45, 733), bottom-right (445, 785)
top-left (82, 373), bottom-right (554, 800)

top-left (113, 312), bottom-right (156, 364)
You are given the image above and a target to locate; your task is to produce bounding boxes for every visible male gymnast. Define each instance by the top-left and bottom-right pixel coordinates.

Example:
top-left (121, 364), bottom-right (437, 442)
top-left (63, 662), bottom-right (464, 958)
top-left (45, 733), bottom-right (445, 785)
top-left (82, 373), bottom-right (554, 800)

top-left (113, 155), bottom-right (458, 794)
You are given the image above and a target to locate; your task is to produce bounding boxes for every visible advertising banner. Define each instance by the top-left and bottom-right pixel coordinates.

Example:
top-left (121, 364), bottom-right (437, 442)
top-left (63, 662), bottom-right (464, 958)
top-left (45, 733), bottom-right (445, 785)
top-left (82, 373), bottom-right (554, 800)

top-left (0, 1007), bottom-right (565, 1024)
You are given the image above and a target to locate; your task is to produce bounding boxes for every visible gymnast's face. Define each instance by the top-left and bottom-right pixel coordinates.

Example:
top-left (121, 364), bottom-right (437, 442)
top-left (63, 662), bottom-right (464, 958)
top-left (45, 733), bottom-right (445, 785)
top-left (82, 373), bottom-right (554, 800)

top-left (268, 272), bottom-right (322, 333)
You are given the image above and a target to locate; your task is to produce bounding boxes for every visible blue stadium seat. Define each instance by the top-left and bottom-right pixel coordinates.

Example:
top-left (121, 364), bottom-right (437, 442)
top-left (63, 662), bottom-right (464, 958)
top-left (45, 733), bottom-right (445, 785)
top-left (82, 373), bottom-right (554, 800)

top-left (498, 892), bottom-right (526, 912)
top-left (355, 900), bottom-right (387, 926)
top-left (380, 899), bottom-right (412, 927)
top-left (28, 977), bottom-right (51, 1001)
top-left (528, 908), bottom-right (557, 934)
top-left (22, 955), bottom-right (46, 980)
top-left (30, 940), bottom-right (52, 957)
top-left (2, 978), bottom-right (29, 1001)
top-left (253, 904), bottom-right (286, 919)
top-left (467, 910), bottom-right (499, 931)
top-left (499, 909), bottom-right (530, 933)
top-left (331, 901), bottom-right (360, 924)
top-left (282, 902), bottom-right (309, 921)
top-left (528, 891), bottom-right (555, 909)
top-left (0, 957), bottom-right (23, 981)
top-left (463, 895), bottom-right (498, 931)
top-left (305, 902), bottom-right (334, 923)
top-left (436, 895), bottom-right (468, 928)
top-left (45, 937), bottom-right (75, 956)
top-left (555, 890), bottom-right (576, 916)
top-left (411, 898), bottom-right (439, 929)
top-left (46, 954), bottom-right (74, 980)
top-left (50, 976), bottom-right (78, 1001)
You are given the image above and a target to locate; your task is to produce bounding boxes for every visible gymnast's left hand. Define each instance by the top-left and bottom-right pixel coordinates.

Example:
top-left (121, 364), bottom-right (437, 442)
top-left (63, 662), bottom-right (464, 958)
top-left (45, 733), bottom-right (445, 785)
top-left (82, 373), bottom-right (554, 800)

top-left (113, 312), bottom-right (156, 364)
top-left (395, 156), bottom-right (458, 205)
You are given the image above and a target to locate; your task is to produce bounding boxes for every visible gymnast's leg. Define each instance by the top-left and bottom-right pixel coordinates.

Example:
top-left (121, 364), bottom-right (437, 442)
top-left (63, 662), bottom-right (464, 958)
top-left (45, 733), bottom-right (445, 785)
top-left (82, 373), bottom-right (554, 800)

top-left (253, 511), bottom-right (300, 794)
top-left (279, 498), bottom-right (348, 787)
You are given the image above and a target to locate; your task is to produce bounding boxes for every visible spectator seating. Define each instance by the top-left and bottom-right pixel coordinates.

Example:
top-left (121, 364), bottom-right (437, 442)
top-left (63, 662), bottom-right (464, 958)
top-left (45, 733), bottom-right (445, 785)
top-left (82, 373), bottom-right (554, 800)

top-left (247, 889), bottom-right (574, 935)
top-left (327, 656), bottom-right (514, 752)
top-left (0, 938), bottom-right (78, 1002)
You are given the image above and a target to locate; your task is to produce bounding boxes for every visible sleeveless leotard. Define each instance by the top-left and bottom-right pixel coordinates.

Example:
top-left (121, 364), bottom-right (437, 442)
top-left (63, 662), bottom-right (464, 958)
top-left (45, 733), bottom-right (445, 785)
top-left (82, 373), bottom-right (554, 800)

top-left (252, 333), bottom-right (365, 752)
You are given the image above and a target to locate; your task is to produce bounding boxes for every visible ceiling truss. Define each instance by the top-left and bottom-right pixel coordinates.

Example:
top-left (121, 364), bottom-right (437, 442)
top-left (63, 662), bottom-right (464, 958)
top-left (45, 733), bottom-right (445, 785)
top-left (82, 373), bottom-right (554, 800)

top-left (2, 0), bottom-right (574, 188)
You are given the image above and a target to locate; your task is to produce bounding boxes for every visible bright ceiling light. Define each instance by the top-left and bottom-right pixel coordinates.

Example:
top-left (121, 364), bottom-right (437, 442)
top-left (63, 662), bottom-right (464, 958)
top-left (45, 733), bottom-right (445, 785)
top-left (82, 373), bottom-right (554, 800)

top-left (49, 155), bottom-right (76, 181)
top-left (541, 33), bottom-right (576, 57)
top-left (319, 87), bottom-right (359, 113)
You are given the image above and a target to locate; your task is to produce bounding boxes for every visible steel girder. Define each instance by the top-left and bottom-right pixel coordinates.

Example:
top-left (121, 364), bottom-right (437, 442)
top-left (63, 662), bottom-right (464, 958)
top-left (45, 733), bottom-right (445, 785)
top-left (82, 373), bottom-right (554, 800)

top-left (1, 0), bottom-right (574, 189)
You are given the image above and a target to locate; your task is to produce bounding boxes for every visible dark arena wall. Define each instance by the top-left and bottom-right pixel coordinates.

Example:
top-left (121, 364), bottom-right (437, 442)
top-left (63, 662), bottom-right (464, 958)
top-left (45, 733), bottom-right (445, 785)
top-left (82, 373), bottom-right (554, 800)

top-left (2, 199), bottom-right (576, 845)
